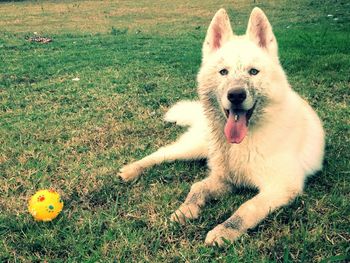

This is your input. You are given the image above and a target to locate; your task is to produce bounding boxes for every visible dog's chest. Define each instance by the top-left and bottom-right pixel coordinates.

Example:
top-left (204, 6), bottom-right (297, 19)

top-left (225, 144), bottom-right (262, 187)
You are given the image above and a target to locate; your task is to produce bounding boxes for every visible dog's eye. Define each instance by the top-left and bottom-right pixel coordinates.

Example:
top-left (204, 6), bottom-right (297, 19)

top-left (249, 68), bottom-right (260, 76)
top-left (219, 69), bottom-right (229, 76)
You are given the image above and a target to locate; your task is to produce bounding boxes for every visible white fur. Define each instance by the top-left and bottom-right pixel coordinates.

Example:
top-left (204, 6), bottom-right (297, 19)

top-left (119, 7), bottom-right (325, 246)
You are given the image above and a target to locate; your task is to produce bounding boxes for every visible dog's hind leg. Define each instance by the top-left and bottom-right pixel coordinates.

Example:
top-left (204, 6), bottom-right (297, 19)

top-left (118, 125), bottom-right (208, 181)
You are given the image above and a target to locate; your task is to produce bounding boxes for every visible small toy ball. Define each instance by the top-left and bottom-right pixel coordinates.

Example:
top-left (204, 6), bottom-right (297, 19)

top-left (28, 189), bottom-right (63, 221)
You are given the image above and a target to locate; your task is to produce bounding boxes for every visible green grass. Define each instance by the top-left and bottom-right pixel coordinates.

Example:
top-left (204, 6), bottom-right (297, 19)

top-left (0, 0), bottom-right (349, 262)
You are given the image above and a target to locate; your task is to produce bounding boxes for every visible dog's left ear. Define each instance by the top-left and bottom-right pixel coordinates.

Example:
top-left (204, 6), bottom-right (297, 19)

top-left (246, 7), bottom-right (278, 61)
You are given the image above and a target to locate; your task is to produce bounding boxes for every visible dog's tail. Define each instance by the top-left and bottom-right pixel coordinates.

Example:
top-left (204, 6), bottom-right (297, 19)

top-left (164, 100), bottom-right (207, 127)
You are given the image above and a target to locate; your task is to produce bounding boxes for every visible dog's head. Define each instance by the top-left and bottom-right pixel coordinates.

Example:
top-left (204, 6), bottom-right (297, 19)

top-left (197, 8), bottom-right (290, 144)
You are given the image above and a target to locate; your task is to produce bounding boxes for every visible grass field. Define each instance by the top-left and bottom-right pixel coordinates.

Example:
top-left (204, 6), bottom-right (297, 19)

top-left (0, 0), bottom-right (349, 262)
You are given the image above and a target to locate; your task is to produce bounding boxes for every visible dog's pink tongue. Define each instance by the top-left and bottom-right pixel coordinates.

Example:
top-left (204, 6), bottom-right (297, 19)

top-left (224, 110), bottom-right (248, 144)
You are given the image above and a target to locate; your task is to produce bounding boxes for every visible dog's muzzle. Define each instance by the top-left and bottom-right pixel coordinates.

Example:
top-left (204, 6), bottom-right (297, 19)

top-left (223, 88), bottom-right (256, 144)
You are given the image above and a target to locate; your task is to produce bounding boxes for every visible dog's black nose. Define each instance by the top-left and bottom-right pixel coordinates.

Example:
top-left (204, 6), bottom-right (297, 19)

top-left (227, 88), bottom-right (247, 104)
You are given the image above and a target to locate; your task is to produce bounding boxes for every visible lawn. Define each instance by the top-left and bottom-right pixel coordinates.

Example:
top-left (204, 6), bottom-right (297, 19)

top-left (0, 0), bottom-right (349, 262)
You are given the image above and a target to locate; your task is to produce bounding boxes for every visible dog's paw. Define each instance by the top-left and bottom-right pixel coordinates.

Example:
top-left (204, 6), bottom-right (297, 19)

top-left (118, 163), bottom-right (143, 182)
top-left (205, 224), bottom-right (240, 246)
top-left (170, 204), bottom-right (200, 224)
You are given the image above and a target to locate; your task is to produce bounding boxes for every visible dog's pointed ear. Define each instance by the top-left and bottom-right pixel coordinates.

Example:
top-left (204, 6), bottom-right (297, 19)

top-left (202, 9), bottom-right (234, 63)
top-left (246, 7), bottom-right (278, 60)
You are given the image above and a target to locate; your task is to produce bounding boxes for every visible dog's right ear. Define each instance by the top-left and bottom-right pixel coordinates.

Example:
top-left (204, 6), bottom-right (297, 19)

top-left (202, 9), bottom-right (233, 63)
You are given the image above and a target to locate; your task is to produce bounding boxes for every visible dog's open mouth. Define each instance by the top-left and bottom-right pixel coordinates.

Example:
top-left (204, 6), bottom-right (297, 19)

top-left (223, 102), bottom-right (256, 144)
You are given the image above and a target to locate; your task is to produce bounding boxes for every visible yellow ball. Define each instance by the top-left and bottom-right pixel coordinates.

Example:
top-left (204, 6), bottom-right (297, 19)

top-left (28, 189), bottom-right (63, 221)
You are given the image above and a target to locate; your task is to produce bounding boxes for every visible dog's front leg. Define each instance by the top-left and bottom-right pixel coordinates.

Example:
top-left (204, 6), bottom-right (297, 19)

top-left (205, 188), bottom-right (300, 246)
top-left (170, 175), bottom-right (230, 224)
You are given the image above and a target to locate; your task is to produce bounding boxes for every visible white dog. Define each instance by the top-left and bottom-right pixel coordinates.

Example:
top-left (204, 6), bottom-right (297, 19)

top-left (119, 7), bottom-right (325, 246)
